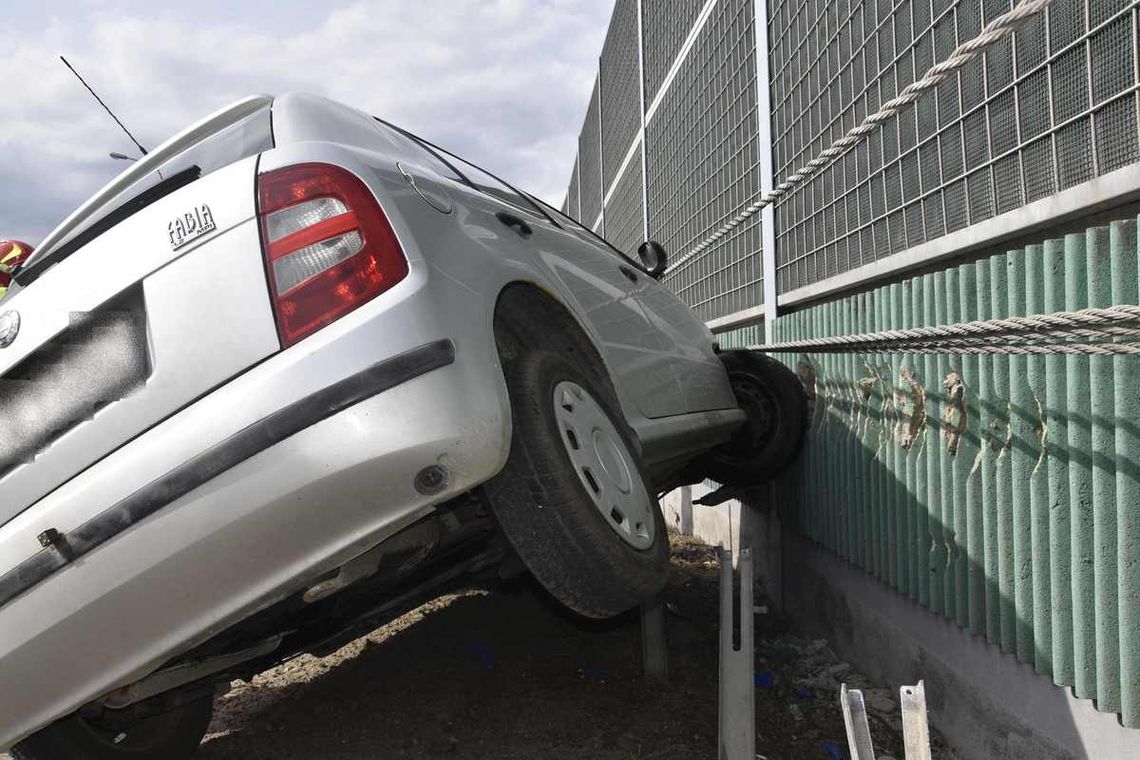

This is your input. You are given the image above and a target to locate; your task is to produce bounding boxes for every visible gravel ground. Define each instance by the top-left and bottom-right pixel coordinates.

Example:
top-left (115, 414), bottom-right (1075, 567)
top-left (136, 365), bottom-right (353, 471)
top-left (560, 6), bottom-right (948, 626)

top-left (6, 537), bottom-right (957, 759)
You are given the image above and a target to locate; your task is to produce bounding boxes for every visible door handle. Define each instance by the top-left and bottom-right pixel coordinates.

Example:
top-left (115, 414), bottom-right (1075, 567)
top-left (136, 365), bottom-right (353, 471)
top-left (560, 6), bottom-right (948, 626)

top-left (619, 265), bottom-right (640, 283)
top-left (496, 211), bottom-right (533, 238)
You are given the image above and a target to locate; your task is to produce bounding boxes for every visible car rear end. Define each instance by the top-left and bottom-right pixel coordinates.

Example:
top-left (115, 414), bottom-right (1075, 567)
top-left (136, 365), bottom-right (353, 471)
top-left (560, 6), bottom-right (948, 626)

top-left (0, 95), bottom-right (512, 750)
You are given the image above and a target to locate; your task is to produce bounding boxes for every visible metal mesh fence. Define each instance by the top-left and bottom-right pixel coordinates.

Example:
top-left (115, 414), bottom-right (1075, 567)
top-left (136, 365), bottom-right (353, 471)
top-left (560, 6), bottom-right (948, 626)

top-left (649, 0), bottom-right (764, 322)
top-left (579, 79), bottom-right (604, 228)
top-left (769, 0), bottom-right (1140, 294)
top-left (606, 158), bottom-right (647, 255)
top-left (568, 158), bottom-right (581, 220)
top-left (601, 0), bottom-right (644, 189)
top-left (642, 0), bottom-right (708, 100)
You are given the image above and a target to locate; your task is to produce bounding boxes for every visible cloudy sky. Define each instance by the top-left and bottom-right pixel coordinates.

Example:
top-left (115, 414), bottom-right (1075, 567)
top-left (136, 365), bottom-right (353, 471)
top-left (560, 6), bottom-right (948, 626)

top-left (0, 0), bottom-right (611, 244)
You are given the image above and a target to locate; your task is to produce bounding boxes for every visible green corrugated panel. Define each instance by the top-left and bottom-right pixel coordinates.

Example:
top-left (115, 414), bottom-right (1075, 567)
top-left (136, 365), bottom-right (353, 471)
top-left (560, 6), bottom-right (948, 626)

top-left (785, 311), bottom-right (802, 533)
top-left (851, 295), bottom-right (865, 567)
top-left (982, 254), bottom-right (1006, 649)
top-left (1025, 243), bottom-right (1052, 676)
top-left (842, 294), bottom-right (856, 566)
top-left (1065, 233), bottom-right (1096, 701)
top-left (945, 265), bottom-right (968, 628)
top-left (807, 307), bottom-right (822, 543)
top-left (890, 282), bottom-right (905, 594)
top-left (858, 292), bottom-right (875, 573)
top-left (1044, 236), bottom-right (1074, 687)
top-left (1114, 220), bottom-right (1140, 727)
top-left (822, 301), bottom-right (835, 551)
top-left (769, 217), bottom-right (1140, 726)
top-left (843, 295), bottom-right (859, 564)
top-left (872, 289), bottom-right (887, 581)
top-left (971, 258), bottom-right (989, 638)
top-left (829, 299), bottom-right (844, 558)
top-left (991, 253), bottom-right (1014, 655)
top-left (1089, 226), bottom-right (1119, 712)
top-left (924, 273), bottom-right (944, 616)
top-left (813, 303), bottom-right (826, 546)
top-left (956, 261), bottom-right (983, 634)
top-left (1006, 246), bottom-right (1033, 664)
top-left (900, 280), bottom-right (915, 602)
top-left (907, 277), bottom-right (927, 607)
top-left (799, 310), bottom-right (811, 545)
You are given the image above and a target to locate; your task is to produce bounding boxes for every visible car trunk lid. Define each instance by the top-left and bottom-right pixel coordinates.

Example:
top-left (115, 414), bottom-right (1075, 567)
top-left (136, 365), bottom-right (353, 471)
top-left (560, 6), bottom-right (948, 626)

top-left (0, 98), bottom-right (282, 525)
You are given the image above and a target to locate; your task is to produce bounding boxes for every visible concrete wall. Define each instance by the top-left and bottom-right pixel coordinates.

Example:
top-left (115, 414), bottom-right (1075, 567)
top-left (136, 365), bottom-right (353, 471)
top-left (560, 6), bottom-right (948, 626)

top-left (782, 527), bottom-right (1140, 760)
top-left (663, 483), bottom-right (1140, 759)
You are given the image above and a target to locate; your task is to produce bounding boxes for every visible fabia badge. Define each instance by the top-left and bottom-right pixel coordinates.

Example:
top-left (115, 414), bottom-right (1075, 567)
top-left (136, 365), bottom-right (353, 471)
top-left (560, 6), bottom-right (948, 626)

top-left (0, 310), bottom-right (19, 349)
top-left (168, 204), bottom-right (216, 251)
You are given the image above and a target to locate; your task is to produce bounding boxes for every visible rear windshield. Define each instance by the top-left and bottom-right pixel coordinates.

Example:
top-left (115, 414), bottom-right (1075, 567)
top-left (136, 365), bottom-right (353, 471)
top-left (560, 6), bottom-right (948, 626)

top-left (13, 103), bottom-right (273, 287)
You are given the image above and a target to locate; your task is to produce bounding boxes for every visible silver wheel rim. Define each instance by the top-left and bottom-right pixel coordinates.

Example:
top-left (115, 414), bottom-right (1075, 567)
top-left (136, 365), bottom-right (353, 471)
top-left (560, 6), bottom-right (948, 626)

top-left (552, 380), bottom-right (656, 550)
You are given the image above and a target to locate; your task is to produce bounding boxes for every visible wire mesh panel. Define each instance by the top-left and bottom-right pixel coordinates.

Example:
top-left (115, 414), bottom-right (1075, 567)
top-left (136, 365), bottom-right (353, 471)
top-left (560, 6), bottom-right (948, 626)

top-left (642, 0), bottom-right (708, 101)
top-left (648, 0), bottom-right (764, 323)
top-left (601, 0), bottom-right (643, 190)
top-left (568, 157), bottom-right (581, 220)
top-left (604, 158), bottom-right (646, 255)
top-left (579, 79), bottom-right (604, 229)
top-left (768, 0), bottom-right (1140, 295)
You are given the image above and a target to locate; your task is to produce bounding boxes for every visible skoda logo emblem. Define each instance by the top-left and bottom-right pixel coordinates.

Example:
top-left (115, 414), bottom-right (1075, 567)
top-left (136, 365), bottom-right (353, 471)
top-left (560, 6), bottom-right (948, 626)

top-left (0, 310), bottom-right (20, 349)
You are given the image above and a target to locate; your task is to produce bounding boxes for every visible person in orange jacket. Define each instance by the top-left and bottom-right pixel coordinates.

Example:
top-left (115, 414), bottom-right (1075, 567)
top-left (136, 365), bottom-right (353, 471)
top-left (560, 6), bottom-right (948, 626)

top-left (0, 240), bottom-right (33, 299)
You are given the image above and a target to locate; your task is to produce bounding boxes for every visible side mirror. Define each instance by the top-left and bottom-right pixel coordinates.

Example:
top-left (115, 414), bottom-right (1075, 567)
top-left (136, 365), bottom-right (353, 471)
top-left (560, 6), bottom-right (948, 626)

top-left (637, 240), bottom-right (668, 279)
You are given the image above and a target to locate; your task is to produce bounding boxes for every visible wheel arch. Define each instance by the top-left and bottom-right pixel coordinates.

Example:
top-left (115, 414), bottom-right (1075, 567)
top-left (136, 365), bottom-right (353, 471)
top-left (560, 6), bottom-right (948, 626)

top-left (491, 282), bottom-right (640, 452)
top-left (493, 282), bottom-right (607, 384)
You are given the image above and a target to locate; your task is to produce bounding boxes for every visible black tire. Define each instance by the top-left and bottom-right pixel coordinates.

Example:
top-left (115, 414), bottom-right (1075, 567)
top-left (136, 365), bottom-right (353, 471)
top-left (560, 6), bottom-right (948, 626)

top-left (12, 695), bottom-right (213, 760)
top-left (485, 350), bottom-right (669, 618)
top-left (698, 350), bottom-right (808, 487)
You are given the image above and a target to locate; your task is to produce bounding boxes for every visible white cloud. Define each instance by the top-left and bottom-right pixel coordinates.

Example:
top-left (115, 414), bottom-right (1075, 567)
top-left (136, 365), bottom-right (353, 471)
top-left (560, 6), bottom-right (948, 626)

top-left (0, 0), bottom-right (609, 243)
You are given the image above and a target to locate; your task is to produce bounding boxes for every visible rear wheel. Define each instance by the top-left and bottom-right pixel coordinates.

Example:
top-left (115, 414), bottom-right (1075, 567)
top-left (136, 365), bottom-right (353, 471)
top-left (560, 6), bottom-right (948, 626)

top-left (12, 695), bottom-right (213, 760)
top-left (485, 350), bottom-right (668, 618)
top-left (697, 350), bottom-right (808, 487)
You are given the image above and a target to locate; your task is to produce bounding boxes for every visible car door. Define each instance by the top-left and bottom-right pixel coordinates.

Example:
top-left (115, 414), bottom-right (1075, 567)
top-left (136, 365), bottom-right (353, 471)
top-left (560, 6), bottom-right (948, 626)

top-left (534, 203), bottom-right (737, 414)
top-left (627, 267), bottom-right (740, 412)
top-left (405, 141), bottom-right (688, 420)
top-left (522, 215), bottom-right (692, 419)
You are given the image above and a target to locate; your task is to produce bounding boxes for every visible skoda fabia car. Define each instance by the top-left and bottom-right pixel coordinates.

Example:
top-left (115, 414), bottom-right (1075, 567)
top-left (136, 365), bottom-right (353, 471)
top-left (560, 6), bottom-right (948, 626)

top-left (0, 93), bottom-right (805, 758)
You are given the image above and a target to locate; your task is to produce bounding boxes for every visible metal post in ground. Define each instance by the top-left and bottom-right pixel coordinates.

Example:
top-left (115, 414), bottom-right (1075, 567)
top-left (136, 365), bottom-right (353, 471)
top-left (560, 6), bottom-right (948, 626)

top-left (640, 596), bottom-right (668, 682)
top-left (900, 681), bottom-right (933, 760)
top-left (839, 684), bottom-right (876, 759)
top-left (718, 547), bottom-right (755, 760)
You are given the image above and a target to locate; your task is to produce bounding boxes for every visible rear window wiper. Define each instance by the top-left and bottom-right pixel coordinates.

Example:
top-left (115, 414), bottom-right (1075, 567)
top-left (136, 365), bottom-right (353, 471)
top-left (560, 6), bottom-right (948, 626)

top-left (15, 165), bottom-right (202, 287)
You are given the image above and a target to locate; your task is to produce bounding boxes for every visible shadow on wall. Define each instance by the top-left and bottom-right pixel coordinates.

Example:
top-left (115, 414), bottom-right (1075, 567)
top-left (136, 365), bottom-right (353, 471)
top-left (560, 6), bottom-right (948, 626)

top-left (773, 337), bottom-right (1139, 759)
top-left (769, 222), bottom-right (1140, 736)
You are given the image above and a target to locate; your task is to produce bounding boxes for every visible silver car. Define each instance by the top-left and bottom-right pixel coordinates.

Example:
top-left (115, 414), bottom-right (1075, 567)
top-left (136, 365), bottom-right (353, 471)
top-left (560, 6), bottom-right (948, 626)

top-left (0, 93), bottom-right (805, 758)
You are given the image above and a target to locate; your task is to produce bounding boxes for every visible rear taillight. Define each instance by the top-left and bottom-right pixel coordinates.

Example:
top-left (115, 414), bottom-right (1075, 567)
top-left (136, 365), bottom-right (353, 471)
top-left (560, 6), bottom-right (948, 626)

top-left (257, 163), bottom-right (408, 347)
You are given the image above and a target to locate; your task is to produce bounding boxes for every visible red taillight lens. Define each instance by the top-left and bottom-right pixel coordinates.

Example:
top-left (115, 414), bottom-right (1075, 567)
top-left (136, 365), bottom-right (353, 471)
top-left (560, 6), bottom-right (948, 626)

top-left (257, 163), bottom-right (409, 347)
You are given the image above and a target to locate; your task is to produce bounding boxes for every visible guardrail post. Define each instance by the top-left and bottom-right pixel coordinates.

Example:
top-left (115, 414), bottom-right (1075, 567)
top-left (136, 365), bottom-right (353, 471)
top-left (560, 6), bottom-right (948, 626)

top-left (718, 547), bottom-right (755, 760)
top-left (640, 596), bottom-right (668, 682)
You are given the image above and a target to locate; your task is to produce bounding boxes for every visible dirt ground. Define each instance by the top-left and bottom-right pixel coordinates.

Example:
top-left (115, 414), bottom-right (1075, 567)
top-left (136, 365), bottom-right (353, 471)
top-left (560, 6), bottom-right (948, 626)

top-left (192, 536), bottom-right (954, 760)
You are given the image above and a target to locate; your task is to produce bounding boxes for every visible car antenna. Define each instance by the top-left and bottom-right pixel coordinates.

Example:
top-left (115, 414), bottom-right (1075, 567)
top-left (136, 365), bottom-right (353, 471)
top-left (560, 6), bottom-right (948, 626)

top-left (59, 55), bottom-right (149, 157)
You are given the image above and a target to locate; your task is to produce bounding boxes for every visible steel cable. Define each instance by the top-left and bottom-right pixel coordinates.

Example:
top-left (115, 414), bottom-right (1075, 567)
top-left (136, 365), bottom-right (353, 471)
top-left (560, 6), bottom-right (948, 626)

top-left (748, 304), bottom-right (1140, 355)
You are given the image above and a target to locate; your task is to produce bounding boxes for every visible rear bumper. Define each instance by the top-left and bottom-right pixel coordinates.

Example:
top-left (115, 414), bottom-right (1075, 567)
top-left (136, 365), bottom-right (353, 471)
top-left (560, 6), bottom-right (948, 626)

top-left (0, 334), bottom-right (510, 749)
top-left (0, 340), bottom-right (456, 610)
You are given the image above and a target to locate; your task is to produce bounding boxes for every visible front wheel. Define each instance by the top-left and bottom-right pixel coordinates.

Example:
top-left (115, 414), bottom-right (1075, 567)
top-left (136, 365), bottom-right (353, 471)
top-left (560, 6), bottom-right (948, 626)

top-left (12, 695), bottom-right (214, 760)
top-left (485, 350), bottom-right (669, 618)
top-left (697, 350), bottom-right (808, 487)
